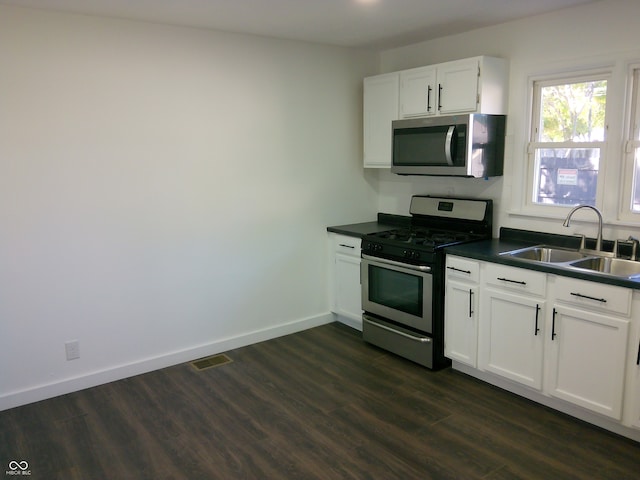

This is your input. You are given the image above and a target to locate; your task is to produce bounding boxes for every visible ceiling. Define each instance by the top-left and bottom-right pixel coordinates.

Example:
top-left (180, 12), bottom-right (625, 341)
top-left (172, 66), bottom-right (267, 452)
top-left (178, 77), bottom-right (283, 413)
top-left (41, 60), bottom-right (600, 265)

top-left (0, 0), bottom-right (600, 49)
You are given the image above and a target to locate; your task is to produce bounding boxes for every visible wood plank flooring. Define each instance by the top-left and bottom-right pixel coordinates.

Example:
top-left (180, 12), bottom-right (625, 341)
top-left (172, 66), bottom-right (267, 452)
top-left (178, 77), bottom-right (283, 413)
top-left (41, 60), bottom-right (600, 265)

top-left (2, 322), bottom-right (640, 479)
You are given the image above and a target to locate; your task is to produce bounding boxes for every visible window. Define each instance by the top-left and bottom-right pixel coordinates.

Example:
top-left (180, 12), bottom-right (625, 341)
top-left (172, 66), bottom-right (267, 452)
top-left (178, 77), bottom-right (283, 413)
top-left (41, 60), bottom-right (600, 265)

top-left (528, 73), bottom-right (609, 208)
top-left (623, 67), bottom-right (640, 214)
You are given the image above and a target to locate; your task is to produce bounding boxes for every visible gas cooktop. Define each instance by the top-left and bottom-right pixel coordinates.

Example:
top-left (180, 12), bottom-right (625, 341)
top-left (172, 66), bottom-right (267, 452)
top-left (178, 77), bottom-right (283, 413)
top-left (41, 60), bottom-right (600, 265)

top-left (369, 227), bottom-right (485, 250)
top-left (362, 195), bottom-right (493, 264)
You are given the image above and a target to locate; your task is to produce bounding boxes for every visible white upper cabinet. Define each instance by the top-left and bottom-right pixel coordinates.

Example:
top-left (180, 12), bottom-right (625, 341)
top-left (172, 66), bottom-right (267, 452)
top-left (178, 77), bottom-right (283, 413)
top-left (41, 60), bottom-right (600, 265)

top-left (399, 66), bottom-right (437, 117)
top-left (399, 56), bottom-right (508, 119)
top-left (364, 55), bottom-right (508, 168)
top-left (437, 58), bottom-right (481, 114)
top-left (363, 72), bottom-right (399, 168)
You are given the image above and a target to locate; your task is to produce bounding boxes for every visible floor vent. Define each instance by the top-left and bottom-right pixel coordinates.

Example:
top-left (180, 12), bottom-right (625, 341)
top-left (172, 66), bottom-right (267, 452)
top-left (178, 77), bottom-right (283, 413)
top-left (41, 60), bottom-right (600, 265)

top-left (190, 354), bottom-right (232, 371)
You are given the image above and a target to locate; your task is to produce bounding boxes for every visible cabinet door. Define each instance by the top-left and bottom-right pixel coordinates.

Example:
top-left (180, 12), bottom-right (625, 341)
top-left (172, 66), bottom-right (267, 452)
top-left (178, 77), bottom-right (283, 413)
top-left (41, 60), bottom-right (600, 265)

top-left (445, 280), bottom-right (478, 367)
top-left (399, 66), bottom-right (437, 118)
top-left (546, 305), bottom-right (629, 420)
top-left (478, 289), bottom-right (545, 390)
top-left (624, 330), bottom-right (640, 429)
top-left (363, 73), bottom-right (399, 168)
top-left (334, 253), bottom-right (362, 324)
top-left (437, 58), bottom-right (479, 114)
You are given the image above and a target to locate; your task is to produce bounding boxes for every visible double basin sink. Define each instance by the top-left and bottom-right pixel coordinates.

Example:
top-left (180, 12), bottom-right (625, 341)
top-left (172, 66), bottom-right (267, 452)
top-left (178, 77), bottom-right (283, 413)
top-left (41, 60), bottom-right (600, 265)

top-left (500, 245), bottom-right (640, 279)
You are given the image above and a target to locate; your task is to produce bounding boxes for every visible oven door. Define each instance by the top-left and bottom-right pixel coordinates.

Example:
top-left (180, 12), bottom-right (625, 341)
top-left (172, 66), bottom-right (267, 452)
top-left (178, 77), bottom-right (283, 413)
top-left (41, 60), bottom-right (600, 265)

top-left (361, 254), bottom-right (433, 332)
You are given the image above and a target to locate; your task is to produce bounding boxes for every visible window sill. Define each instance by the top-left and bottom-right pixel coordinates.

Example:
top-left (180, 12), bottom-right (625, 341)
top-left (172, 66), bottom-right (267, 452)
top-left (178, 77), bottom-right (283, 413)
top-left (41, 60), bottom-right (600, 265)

top-left (507, 209), bottom-right (640, 228)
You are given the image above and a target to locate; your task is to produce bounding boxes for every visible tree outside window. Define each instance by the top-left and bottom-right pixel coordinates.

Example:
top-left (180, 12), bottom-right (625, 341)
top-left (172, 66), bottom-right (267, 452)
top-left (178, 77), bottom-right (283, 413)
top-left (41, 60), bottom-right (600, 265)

top-left (530, 77), bottom-right (608, 207)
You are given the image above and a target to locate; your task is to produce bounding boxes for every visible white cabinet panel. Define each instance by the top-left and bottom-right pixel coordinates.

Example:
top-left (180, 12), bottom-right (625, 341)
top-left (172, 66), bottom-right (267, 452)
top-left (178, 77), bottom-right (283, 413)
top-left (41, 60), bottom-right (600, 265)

top-left (329, 234), bottom-right (362, 329)
top-left (437, 58), bottom-right (479, 114)
top-left (445, 281), bottom-right (478, 367)
top-left (554, 275), bottom-right (632, 317)
top-left (446, 256), bottom-right (480, 283)
top-left (445, 256), bottom-right (481, 367)
top-left (399, 66), bottom-right (436, 118)
top-left (479, 289), bottom-right (545, 390)
top-left (484, 263), bottom-right (546, 297)
top-left (546, 305), bottom-right (629, 420)
top-left (363, 73), bottom-right (399, 168)
top-left (624, 320), bottom-right (640, 429)
top-left (334, 253), bottom-right (362, 322)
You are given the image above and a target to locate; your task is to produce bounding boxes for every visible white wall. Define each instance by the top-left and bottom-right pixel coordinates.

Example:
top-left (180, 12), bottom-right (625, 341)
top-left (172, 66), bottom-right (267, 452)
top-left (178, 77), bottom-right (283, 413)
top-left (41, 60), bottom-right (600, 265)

top-left (377, 0), bottom-right (640, 240)
top-left (0, 6), bottom-right (378, 409)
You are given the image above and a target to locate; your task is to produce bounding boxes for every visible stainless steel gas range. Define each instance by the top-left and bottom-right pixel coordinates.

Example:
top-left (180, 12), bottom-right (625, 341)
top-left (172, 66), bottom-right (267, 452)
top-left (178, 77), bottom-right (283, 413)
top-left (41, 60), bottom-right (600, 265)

top-left (361, 195), bottom-right (493, 369)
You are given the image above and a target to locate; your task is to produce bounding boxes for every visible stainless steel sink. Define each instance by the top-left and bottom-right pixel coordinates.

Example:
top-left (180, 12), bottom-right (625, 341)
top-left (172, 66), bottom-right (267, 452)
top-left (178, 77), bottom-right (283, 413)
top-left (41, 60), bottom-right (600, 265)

top-left (500, 245), bottom-right (589, 263)
top-left (500, 244), bottom-right (640, 279)
top-left (568, 257), bottom-right (640, 278)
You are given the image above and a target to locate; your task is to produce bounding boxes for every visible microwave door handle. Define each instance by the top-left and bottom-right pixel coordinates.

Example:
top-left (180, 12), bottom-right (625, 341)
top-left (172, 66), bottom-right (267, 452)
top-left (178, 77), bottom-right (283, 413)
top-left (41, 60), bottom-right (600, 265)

top-left (444, 126), bottom-right (455, 166)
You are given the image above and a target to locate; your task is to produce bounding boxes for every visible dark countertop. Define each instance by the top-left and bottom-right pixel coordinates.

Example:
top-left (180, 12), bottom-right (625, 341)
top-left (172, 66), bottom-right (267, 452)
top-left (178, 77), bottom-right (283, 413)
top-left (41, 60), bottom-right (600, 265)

top-left (326, 219), bottom-right (640, 289)
top-left (446, 228), bottom-right (640, 290)
top-left (327, 213), bottom-right (410, 238)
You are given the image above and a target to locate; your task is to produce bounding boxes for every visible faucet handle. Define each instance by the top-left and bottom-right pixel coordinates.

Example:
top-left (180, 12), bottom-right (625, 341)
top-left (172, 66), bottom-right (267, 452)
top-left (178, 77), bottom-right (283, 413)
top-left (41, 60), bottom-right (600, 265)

top-left (615, 238), bottom-right (639, 260)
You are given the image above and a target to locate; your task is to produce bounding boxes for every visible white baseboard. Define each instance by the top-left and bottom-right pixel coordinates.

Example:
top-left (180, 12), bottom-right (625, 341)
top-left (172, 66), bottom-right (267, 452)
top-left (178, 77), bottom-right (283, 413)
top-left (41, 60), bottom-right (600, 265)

top-left (334, 313), bottom-right (363, 331)
top-left (0, 312), bottom-right (334, 412)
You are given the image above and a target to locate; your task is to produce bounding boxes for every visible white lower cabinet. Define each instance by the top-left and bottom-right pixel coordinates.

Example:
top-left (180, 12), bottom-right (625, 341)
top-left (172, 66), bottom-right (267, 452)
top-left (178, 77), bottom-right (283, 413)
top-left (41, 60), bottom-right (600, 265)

top-left (478, 263), bottom-right (546, 390)
top-left (624, 297), bottom-right (640, 429)
top-left (444, 256), bottom-right (480, 367)
top-left (546, 304), bottom-right (628, 419)
top-left (546, 276), bottom-right (631, 420)
top-left (329, 233), bottom-right (362, 330)
top-left (446, 255), bottom-right (640, 441)
top-left (479, 288), bottom-right (545, 390)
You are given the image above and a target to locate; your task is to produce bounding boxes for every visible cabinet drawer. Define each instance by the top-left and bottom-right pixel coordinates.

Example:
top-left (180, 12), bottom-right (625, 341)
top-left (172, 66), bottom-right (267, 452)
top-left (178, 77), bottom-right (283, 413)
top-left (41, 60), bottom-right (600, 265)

top-left (484, 263), bottom-right (546, 297)
top-left (332, 234), bottom-right (361, 256)
top-left (446, 256), bottom-right (479, 283)
top-left (553, 276), bottom-right (631, 317)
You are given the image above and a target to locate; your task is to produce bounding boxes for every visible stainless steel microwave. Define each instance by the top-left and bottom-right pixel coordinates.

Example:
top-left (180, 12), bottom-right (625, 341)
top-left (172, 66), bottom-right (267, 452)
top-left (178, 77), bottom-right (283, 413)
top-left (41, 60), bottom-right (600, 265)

top-left (391, 113), bottom-right (506, 178)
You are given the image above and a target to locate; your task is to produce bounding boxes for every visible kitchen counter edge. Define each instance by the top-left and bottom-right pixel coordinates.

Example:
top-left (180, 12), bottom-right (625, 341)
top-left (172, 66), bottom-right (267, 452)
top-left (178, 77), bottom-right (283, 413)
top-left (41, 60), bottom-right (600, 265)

top-left (445, 233), bottom-right (640, 290)
top-left (326, 214), bottom-right (409, 238)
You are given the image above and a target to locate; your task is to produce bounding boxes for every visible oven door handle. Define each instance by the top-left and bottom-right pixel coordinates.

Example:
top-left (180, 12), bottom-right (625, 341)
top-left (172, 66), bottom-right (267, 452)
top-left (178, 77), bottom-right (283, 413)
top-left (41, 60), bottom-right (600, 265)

top-left (364, 316), bottom-right (432, 344)
top-left (362, 254), bottom-right (432, 273)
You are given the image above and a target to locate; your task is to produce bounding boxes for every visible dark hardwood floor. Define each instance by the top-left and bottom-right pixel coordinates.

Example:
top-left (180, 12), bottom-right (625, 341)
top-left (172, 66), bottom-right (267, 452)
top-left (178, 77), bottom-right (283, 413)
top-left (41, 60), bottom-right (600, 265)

top-left (2, 322), bottom-right (640, 479)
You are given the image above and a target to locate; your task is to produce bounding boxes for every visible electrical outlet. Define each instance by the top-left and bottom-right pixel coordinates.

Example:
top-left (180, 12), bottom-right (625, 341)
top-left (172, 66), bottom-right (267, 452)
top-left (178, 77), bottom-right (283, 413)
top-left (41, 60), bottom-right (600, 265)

top-left (65, 340), bottom-right (80, 361)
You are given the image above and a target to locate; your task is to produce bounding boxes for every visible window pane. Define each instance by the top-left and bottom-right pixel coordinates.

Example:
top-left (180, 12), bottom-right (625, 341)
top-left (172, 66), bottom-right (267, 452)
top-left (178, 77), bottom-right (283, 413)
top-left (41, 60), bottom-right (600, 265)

top-left (632, 148), bottom-right (640, 212)
top-left (533, 148), bottom-right (599, 206)
top-left (539, 80), bottom-right (607, 142)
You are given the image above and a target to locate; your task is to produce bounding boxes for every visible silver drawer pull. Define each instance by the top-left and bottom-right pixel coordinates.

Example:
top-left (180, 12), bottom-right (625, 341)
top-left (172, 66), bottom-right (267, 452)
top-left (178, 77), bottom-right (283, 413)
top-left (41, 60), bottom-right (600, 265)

top-left (364, 318), bottom-right (431, 343)
top-left (570, 292), bottom-right (607, 303)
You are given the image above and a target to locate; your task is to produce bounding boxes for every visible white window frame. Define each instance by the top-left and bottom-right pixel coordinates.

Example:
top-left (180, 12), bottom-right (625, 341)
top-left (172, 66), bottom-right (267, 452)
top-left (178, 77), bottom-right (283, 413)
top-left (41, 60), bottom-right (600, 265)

top-left (618, 63), bottom-right (640, 222)
top-left (524, 70), bottom-right (611, 217)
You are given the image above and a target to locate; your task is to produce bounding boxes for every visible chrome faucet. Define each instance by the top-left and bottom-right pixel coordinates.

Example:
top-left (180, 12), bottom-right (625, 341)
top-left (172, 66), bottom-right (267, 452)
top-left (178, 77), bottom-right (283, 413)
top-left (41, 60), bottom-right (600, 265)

top-left (562, 205), bottom-right (604, 252)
